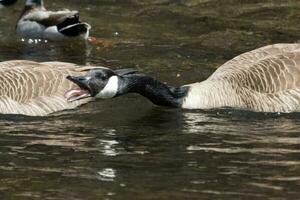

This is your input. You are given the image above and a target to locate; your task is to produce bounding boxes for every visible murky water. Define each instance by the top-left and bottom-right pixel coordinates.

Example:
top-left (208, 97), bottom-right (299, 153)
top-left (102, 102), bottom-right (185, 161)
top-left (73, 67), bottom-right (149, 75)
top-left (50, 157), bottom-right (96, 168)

top-left (1, 0), bottom-right (300, 199)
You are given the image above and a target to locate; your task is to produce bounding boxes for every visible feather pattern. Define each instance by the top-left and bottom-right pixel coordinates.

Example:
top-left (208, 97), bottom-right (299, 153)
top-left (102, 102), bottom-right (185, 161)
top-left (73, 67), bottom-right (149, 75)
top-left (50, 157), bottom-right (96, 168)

top-left (182, 44), bottom-right (300, 112)
top-left (0, 60), bottom-right (93, 116)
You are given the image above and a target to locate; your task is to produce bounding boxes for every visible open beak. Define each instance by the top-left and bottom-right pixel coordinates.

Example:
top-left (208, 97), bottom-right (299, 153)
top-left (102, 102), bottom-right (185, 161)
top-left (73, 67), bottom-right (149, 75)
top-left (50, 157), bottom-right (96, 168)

top-left (65, 75), bottom-right (92, 102)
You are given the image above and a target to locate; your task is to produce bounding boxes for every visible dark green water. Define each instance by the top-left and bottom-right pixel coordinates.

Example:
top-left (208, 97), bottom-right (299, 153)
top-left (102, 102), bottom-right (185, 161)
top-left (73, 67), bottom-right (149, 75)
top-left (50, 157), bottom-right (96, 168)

top-left (1, 0), bottom-right (300, 199)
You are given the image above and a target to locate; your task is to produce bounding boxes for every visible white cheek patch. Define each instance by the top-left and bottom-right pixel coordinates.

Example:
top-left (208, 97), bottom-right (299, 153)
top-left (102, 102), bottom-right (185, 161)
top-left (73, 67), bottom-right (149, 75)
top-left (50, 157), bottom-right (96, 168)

top-left (96, 75), bottom-right (119, 99)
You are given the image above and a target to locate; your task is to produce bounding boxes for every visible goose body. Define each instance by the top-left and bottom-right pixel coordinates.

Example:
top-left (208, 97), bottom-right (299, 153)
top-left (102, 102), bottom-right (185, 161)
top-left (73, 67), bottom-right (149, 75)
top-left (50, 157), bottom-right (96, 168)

top-left (182, 43), bottom-right (300, 112)
top-left (0, 60), bottom-right (95, 116)
top-left (16, 0), bottom-right (91, 40)
top-left (67, 44), bottom-right (300, 113)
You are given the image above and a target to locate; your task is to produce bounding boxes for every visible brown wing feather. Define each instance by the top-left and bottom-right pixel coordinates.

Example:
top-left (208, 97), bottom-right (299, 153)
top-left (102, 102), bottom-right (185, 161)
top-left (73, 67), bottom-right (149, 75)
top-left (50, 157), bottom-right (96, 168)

top-left (209, 44), bottom-right (300, 112)
top-left (208, 44), bottom-right (300, 93)
top-left (238, 52), bottom-right (300, 93)
top-left (210, 43), bottom-right (300, 81)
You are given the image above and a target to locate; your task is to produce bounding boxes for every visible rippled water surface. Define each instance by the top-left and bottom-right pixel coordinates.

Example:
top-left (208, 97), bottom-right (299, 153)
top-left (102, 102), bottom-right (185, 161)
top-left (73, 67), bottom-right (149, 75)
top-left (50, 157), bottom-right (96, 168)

top-left (1, 0), bottom-right (300, 199)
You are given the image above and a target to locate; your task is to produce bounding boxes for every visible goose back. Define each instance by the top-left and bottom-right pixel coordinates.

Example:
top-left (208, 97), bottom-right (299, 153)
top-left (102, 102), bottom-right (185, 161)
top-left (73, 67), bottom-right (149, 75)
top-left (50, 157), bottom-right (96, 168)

top-left (0, 60), bottom-right (93, 116)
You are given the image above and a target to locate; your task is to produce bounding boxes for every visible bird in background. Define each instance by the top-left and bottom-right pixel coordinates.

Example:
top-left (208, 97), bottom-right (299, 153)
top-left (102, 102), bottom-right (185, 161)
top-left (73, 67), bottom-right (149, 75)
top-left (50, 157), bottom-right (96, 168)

top-left (16, 0), bottom-right (91, 41)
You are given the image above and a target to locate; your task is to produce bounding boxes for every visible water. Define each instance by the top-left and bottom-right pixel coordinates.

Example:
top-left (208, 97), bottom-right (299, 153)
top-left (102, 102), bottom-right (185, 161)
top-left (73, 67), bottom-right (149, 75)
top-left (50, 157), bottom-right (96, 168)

top-left (1, 0), bottom-right (300, 199)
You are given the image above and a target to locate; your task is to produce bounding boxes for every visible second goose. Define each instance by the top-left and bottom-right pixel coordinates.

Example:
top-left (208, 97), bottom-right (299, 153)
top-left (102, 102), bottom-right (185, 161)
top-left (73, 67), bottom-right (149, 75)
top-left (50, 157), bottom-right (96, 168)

top-left (66, 43), bottom-right (300, 113)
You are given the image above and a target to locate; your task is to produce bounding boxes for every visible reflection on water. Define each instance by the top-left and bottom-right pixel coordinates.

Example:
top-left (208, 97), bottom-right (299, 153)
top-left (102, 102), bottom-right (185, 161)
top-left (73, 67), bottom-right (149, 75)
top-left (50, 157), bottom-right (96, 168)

top-left (1, 108), bottom-right (300, 199)
top-left (1, 0), bottom-right (300, 199)
top-left (98, 168), bottom-right (117, 182)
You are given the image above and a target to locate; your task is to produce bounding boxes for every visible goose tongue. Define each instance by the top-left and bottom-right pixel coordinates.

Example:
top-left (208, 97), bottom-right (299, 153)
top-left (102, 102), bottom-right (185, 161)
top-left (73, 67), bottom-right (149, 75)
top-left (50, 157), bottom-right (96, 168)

top-left (64, 88), bottom-right (91, 102)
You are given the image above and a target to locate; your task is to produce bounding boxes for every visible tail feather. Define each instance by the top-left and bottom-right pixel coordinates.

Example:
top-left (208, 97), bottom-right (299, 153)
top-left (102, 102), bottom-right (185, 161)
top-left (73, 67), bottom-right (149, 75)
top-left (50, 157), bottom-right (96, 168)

top-left (57, 13), bottom-right (90, 37)
top-left (56, 13), bottom-right (79, 29)
top-left (58, 22), bottom-right (90, 37)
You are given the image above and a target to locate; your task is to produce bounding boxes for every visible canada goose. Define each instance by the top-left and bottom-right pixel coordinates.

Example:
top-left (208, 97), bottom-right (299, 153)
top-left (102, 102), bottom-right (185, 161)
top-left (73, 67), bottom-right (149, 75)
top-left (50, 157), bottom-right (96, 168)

top-left (0, 60), bottom-right (100, 116)
top-left (16, 0), bottom-right (91, 40)
top-left (66, 43), bottom-right (300, 113)
top-left (0, 0), bottom-right (17, 8)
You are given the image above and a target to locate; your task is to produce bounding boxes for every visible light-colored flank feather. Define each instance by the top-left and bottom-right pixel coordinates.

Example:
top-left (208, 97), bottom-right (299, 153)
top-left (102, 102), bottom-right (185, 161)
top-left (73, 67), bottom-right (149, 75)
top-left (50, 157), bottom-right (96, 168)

top-left (182, 44), bottom-right (300, 112)
top-left (0, 60), bottom-right (93, 116)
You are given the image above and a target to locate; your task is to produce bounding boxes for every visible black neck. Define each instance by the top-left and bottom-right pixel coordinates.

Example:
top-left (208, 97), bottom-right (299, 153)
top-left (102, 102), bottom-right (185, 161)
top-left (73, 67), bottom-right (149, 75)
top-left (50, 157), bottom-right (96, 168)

top-left (117, 74), bottom-right (189, 108)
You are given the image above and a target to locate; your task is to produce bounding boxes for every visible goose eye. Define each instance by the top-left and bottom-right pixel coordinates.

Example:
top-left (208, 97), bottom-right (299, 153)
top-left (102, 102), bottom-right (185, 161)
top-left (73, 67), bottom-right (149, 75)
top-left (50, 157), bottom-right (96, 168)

top-left (101, 75), bottom-right (108, 80)
top-left (95, 73), bottom-right (106, 80)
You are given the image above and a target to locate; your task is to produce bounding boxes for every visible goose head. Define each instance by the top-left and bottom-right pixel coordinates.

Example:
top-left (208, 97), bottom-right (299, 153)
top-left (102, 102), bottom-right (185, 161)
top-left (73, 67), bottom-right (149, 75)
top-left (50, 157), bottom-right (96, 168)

top-left (65, 68), bottom-right (138, 102)
top-left (65, 68), bottom-right (188, 108)
top-left (25, 0), bottom-right (43, 7)
top-left (0, 0), bottom-right (17, 7)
